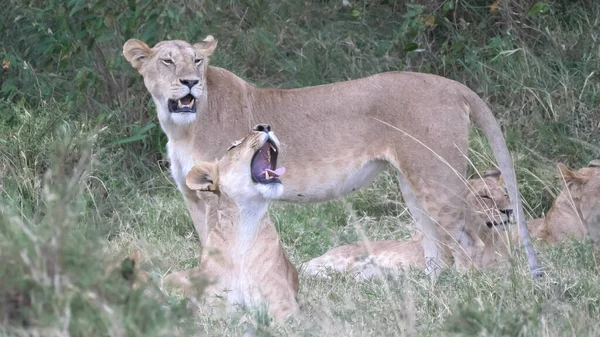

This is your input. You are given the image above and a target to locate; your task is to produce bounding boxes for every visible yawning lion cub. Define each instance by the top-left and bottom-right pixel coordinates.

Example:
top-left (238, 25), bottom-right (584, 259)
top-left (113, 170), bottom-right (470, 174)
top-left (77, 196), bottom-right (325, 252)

top-left (164, 125), bottom-right (298, 321)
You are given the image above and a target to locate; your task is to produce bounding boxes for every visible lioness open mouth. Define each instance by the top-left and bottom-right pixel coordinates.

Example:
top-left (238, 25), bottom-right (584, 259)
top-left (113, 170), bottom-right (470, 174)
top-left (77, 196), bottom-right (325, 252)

top-left (251, 139), bottom-right (285, 184)
top-left (168, 94), bottom-right (196, 113)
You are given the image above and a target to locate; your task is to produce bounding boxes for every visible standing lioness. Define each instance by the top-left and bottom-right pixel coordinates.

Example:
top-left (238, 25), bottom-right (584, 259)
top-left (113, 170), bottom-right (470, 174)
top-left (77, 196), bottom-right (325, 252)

top-left (123, 36), bottom-right (540, 276)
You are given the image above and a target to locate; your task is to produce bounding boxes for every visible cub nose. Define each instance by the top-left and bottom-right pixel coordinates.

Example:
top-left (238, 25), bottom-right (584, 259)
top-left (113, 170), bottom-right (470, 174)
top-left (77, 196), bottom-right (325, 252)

top-left (180, 79), bottom-right (199, 89)
top-left (253, 124), bottom-right (271, 133)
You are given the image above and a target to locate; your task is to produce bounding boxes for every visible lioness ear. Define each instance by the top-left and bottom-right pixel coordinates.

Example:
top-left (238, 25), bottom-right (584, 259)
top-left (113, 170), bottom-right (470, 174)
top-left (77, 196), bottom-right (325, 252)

top-left (194, 35), bottom-right (218, 57)
top-left (558, 163), bottom-right (588, 187)
top-left (186, 162), bottom-right (219, 192)
top-left (123, 39), bottom-right (151, 70)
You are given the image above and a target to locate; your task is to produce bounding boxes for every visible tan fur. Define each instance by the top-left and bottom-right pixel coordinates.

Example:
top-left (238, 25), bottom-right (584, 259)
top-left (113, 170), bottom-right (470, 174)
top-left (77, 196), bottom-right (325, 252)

top-left (482, 161), bottom-right (600, 266)
top-left (163, 127), bottom-right (299, 321)
top-left (303, 173), bottom-right (516, 278)
top-left (123, 37), bottom-right (540, 276)
top-left (304, 161), bottom-right (600, 278)
top-left (302, 239), bottom-right (425, 280)
top-left (530, 161), bottom-right (600, 243)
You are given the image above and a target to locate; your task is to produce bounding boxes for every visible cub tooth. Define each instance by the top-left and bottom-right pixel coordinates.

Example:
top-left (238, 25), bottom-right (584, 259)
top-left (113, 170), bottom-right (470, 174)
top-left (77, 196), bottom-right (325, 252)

top-left (177, 100), bottom-right (183, 108)
top-left (265, 171), bottom-right (270, 179)
top-left (190, 99), bottom-right (195, 105)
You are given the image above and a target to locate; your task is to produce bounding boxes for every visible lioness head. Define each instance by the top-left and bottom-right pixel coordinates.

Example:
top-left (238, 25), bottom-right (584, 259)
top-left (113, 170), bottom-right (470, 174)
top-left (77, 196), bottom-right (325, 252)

top-left (123, 36), bottom-right (217, 126)
top-left (186, 124), bottom-right (285, 200)
top-left (558, 160), bottom-right (600, 238)
top-left (466, 170), bottom-right (513, 229)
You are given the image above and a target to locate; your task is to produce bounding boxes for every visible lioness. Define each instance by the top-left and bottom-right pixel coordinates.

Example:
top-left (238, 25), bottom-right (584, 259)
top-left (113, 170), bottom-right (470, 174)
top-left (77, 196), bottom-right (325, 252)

top-left (163, 125), bottom-right (299, 321)
top-left (527, 160), bottom-right (600, 243)
top-left (302, 171), bottom-right (515, 279)
top-left (123, 36), bottom-right (540, 276)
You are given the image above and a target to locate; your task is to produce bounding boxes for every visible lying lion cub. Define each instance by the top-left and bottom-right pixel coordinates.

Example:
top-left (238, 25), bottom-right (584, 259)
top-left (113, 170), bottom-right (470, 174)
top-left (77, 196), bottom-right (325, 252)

top-left (527, 160), bottom-right (600, 244)
top-left (302, 171), bottom-right (515, 278)
top-left (163, 125), bottom-right (298, 321)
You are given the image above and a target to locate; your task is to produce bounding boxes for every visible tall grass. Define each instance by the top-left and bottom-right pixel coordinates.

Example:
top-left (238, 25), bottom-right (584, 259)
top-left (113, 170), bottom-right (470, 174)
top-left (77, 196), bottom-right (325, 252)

top-left (1, 0), bottom-right (599, 335)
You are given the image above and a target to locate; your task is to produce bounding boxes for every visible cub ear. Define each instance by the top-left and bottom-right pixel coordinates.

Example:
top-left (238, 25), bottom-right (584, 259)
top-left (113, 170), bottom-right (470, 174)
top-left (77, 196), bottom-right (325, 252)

top-left (558, 163), bottom-right (588, 187)
top-left (186, 162), bottom-right (219, 192)
top-left (482, 169), bottom-right (501, 180)
top-left (588, 159), bottom-right (600, 168)
top-left (482, 169), bottom-right (504, 186)
top-left (123, 39), bottom-right (152, 70)
top-left (193, 35), bottom-right (218, 57)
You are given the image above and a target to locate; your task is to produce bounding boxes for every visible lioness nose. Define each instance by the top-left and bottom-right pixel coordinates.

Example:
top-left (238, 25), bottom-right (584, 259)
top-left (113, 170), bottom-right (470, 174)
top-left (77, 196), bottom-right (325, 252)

top-left (253, 124), bottom-right (271, 133)
top-left (180, 79), bottom-right (199, 88)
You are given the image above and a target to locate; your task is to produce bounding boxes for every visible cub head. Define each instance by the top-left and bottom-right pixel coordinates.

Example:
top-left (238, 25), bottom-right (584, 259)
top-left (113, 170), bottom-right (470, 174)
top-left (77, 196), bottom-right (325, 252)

top-left (558, 160), bottom-right (600, 234)
top-left (185, 124), bottom-right (285, 201)
top-left (123, 36), bottom-right (217, 126)
top-left (466, 170), bottom-right (513, 229)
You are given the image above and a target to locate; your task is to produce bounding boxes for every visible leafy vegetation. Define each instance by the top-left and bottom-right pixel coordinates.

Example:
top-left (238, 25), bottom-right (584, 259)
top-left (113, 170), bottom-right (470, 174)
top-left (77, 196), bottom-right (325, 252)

top-left (1, 0), bottom-right (599, 335)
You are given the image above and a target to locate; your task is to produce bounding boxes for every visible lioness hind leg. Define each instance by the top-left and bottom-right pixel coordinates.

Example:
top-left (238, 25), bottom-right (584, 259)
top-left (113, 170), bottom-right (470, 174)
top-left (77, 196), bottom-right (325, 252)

top-left (397, 169), bottom-right (478, 273)
top-left (397, 173), bottom-right (451, 276)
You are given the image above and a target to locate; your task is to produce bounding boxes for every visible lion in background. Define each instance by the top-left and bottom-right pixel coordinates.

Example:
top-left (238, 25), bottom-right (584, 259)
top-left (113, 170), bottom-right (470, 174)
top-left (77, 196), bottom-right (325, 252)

top-left (527, 160), bottom-right (600, 244)
top-left (303, 160), bottom-right (600, 279)
top-left (302, 170), bottom-right (515, 279)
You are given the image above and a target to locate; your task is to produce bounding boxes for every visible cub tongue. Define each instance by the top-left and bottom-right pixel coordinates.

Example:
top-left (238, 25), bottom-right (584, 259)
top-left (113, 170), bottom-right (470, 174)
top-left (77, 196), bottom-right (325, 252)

top-left (265, 167), bottom-right (285, 178)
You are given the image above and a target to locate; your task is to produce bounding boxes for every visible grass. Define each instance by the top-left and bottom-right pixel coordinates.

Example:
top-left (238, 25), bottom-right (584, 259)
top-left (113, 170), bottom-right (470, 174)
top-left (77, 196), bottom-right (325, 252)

top-left (1, 0), bottom-right (600, 336)
top-left (2, 106), bottom-right (600, 337)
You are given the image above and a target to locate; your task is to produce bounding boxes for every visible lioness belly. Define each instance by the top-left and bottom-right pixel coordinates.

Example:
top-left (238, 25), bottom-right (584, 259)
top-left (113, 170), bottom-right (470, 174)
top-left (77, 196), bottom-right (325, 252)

top-left (280, 158), bottom-right (389, 203)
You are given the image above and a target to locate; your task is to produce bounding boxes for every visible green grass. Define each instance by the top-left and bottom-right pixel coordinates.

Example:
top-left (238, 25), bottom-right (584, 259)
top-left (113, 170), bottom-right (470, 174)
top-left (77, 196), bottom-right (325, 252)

top-left (1, 0), bottom-right (600, 336)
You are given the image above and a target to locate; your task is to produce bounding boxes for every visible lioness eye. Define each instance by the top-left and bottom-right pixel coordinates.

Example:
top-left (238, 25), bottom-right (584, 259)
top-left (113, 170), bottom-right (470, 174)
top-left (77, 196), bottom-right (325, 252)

top-left (480, 195), bottom-right (492, 199)
top-left (194, 58), bottom-right (203, 66)
top-left (161, 59), bottom-right (174, 66)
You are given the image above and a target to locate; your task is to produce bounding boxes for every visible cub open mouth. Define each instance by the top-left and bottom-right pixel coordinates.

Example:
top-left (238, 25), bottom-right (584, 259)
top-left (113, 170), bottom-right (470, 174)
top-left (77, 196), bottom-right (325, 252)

top-left (168, 94), bottom-right (196, 113)
top-left (251, 139), bottom-right (285, 185)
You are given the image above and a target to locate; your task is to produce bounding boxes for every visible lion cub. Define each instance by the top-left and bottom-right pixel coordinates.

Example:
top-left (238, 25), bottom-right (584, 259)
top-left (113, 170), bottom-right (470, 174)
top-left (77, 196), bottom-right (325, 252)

top-left (164, 124), bottom-right (298, 321)
top-left (526, 160), bottom-right (600, 244)
top-left (302, 171), bottom-right (515, 279)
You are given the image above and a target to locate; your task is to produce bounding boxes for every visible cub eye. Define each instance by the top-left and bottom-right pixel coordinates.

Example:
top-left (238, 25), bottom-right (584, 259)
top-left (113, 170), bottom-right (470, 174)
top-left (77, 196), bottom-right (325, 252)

top-left (194, 58), bottom-right (203, 66)
top-left (161, 59), bottom-right (174, 66)
top-left (480, 195), bottom-right (492, 200)
top-left (227, 139), bottom-right (243, 151)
